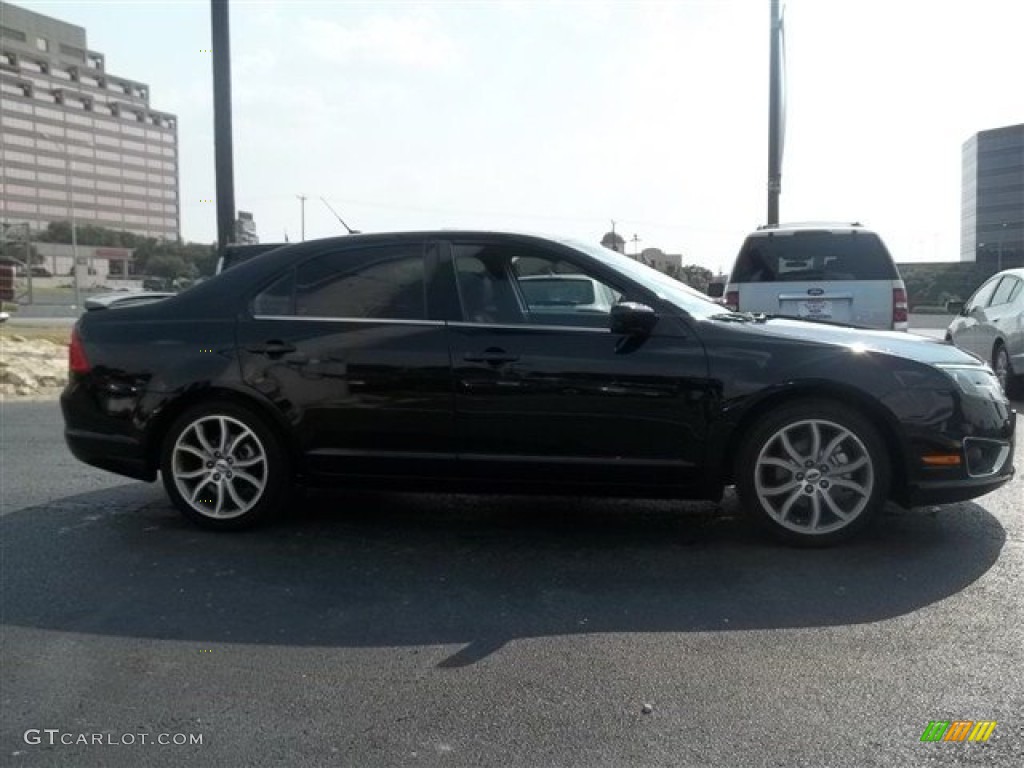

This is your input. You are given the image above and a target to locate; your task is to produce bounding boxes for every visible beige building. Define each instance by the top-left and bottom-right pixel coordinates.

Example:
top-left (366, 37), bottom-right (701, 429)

top-left (637, 247), bottom-right (682, 275)
top-left (31, 241), bottom-right (134, 281)
top-left (0, 1), bottom-right (179, 241)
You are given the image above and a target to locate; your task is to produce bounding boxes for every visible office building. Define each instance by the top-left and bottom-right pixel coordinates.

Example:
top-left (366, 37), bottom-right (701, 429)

top-left (961, 123), bottom-right (1024, 266)
top-left (0, 1), bottom-right (179, 241)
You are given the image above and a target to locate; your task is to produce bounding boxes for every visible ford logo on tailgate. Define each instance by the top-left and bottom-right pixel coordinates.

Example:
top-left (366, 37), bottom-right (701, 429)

top-left (807, 288), bottom-right (825, 296)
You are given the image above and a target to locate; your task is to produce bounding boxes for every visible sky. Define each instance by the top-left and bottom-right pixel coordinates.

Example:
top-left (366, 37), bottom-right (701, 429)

top-left (12, 0), bottom-right (1024, 271)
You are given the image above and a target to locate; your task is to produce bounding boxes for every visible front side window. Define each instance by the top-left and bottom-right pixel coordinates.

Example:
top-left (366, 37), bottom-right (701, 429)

top-left (453, 243), bottom-right (622, 327)
top-left (989, 276), bottom-right (1018, 307)
top-left (966, 277), bottom-right (1000, 311)
top-left (1008, 279), bottom-right (1023, 305)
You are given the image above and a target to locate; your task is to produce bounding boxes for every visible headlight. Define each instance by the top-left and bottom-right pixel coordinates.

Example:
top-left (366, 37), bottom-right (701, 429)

top-left (936, 364), bottom-right (1005, 400)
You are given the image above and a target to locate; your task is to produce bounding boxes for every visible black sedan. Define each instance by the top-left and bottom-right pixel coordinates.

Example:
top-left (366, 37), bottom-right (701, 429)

top-left (61, 231), bottom-right (1016, 545)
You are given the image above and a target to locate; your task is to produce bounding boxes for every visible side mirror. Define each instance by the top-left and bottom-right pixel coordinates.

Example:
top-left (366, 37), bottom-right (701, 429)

top-left (945, 300), bottom-right (966, 316)
top-left (610, 302), bottom-right (658, 336)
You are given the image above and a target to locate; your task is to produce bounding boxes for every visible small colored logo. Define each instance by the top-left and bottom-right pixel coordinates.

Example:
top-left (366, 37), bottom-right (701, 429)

top-left (920, 720), bottom-right (997, 742)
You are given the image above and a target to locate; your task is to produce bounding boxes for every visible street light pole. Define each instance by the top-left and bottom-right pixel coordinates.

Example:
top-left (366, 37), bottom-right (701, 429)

top-left (68, 171), bottom-right (80, 309)
top-left (297, 194), bottom-right (307, 241)
top-left (766, 0), bottom-right (784, 226)
top-left (998, 222), bottom-right (1007, 272)
top-left (211, 0), bottom-right (237, 253)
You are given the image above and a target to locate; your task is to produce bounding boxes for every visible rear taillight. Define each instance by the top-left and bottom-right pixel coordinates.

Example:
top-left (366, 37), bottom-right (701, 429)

top-left (893, 286), bottom-right (908, 326)
top-left (69, 327), bottom-right (90, 374)
top-left (725, 290), bottom-right (739, 311)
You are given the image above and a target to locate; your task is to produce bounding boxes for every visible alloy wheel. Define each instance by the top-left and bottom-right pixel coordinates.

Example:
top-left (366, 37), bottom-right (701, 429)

top-left (171, 414), bottom-right (268, 520)
top-left (754, 418), bottom-right (874, 535)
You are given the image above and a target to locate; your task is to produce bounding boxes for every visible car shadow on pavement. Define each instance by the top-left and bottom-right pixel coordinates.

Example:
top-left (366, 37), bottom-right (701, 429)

top-left (0, 483), bottom-right (1007, 667)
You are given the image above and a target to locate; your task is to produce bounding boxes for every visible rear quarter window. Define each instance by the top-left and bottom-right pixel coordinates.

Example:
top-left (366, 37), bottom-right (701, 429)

top-left (731, 231), bottom-right (899, 283)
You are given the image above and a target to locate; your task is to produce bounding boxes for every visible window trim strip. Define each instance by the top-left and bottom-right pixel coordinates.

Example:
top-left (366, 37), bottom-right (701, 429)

top-left (447, 321), bottom-right (610, 334)
top-left (250, 316), bottom-right (611, 333)
top-left (251, 315), bottom-right (444, 326)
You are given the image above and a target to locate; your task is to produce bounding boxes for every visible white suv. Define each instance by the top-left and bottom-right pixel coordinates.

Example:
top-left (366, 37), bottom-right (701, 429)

top-left (724, 222), bottom-right (908, 331)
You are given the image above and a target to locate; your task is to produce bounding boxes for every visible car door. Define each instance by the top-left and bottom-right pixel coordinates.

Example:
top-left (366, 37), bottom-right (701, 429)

top-left (1006, 279), bottom-right (1024, 371)
top-left (445, 238), bottom-right (712, 491)
top-left (951, 276), bottom-right (1000, 359)
top-left (237, 240), bottom-right (456, 478)
top-left (982, 276), bottom-right (1021, 363)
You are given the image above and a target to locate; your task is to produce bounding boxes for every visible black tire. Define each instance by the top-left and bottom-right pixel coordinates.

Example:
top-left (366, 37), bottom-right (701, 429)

top-left (160, 400), bottom-right (290, 530)
top-left (735, 399), bottom-right (890, 546)
top-left (993, 343), bottom-right (1023, 400)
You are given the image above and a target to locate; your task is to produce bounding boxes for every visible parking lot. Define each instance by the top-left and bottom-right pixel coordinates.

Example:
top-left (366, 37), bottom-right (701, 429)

top-left (1, 398), bottom-right (1021, 767)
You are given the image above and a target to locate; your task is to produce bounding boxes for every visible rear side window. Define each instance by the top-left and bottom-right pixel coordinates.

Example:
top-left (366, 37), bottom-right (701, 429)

top-left (296, 246), bottom-right (426, 320)
top-left (253, 245), bottom-right (427, 320)
top-left (990, 276), bottom-right (1019, 307)
top-left (731, 231), bottom-right (898, 283)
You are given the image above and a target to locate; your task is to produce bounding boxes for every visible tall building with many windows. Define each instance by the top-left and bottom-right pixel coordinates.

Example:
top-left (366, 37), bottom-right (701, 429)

top-left (961, 123), bottom-right (1024, 265)
top-left (0, 1), bottom-right (179, 241)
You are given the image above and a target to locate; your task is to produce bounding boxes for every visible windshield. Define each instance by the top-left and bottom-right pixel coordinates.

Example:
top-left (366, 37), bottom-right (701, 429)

top-left (563, 239), bottom-right (722, 318)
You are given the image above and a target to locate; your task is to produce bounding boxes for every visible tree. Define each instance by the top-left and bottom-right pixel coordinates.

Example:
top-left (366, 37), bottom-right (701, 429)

top-left (677, 264), bottom-right (714, 293)
top-left (145, 253), bottom-right (193, 280)
top-left (34, 221), bottom-right (216, 277)
top-left (0, 225), bottom-right (42, 265)
top-left (898, 263), bottom-right (996, 308)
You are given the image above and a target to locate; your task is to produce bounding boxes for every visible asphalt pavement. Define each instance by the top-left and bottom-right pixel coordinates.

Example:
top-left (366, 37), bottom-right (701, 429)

top-left (1, 400), bottom-right (1022, 767)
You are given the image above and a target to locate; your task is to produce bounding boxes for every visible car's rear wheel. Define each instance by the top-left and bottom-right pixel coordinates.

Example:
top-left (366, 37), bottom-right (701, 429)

top-left (735, 400), bottom-right (890, 546)
top-left (993, 343), bottom-right (1023, 399)
top-left (160, 401), bottom-right (289, 530)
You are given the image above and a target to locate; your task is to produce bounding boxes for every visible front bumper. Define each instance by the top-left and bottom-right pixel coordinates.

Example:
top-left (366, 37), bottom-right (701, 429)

top-left (907, 465), bottom-right (1014, 506)
top-left (905, 436), bottom-right (1014, 507)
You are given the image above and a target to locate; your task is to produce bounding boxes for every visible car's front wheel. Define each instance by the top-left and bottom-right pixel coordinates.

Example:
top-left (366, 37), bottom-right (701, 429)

top-left (735, 400), bottom-right (890, 546)
top-left (160, 401), bottom-right (289, 530)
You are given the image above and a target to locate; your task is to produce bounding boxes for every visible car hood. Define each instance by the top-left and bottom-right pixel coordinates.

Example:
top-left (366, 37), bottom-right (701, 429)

top-left (732, 317), bottom-right (984, 367)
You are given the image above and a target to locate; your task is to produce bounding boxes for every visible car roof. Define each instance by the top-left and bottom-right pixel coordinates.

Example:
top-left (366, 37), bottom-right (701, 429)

top-left (181, 231), bottom-right (598, 307)
top-left (222, 230), bottom-right (583, 267)
top-left (748, 222), bottom-right (876, 236)
top-left (990, 267), bottom-right (1024, 279)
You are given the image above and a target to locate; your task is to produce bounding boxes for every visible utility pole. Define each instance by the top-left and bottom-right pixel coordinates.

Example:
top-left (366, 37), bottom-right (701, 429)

top-left (211, 0), bottom-right (236, 253)
top-left (297, 195), bottom-right (307, 241)
top-left (767, 0), bottom-right (784, 226)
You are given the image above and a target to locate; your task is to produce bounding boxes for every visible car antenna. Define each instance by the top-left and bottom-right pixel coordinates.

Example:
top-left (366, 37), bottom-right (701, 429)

top-left (320, 197), bottom-right (360, 234)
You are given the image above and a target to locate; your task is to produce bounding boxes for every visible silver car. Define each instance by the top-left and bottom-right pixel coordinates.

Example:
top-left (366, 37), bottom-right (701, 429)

top-left (946, 267), bottom-right (1024, 398)
top-left (518, 274), bottom-right (621, 315)
top-left (724, 222), bottom-right (908, 331)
